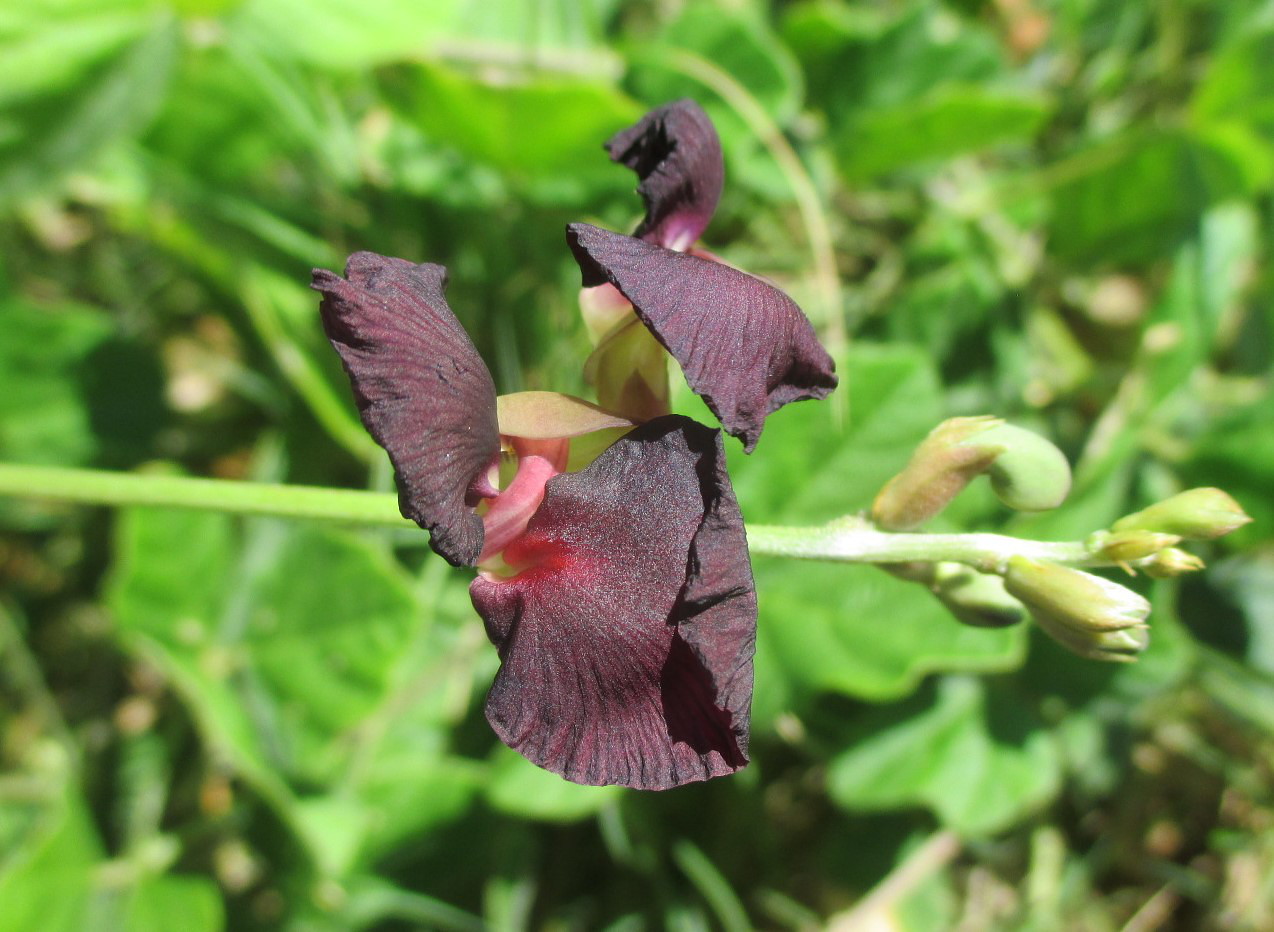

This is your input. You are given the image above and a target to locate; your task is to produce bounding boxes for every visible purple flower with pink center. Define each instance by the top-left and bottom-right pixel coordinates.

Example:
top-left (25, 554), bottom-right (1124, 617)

top-left (311, 100), bottom-right (836, 790)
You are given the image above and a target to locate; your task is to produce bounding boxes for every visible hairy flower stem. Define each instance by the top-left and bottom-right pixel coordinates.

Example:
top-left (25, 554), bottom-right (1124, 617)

top-left (1, 463), bottom-right (1106, 572)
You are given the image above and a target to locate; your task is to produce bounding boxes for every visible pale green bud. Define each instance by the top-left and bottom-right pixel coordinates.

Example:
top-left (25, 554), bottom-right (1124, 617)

top-left (1005, 557), bottom-right (1151, 630)
top-left (1031, 610), bottom-right (1150, 662)
top-left (1111, 488), bottom-right (1252, 540)
top-left (579, 283), bottom-right (634, 345)
top-left (872, 417), bottom-right (1005, 530)
top-left (1140, 547), bottom-right (1206, 579)
top-left (1004, 556), bottom-right (1151, 662)
top-left (582, 316), bottom-right (671, 423)
top-left (931, 563), bottom-right (1027, 629)
top-left (1086, 529), bottom-right (1182, 564)
top-left (971, 424), bottom-right (1072, 512)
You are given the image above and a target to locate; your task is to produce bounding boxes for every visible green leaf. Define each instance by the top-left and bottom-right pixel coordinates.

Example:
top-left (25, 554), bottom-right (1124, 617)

top-left (0, 765), bottom-right (102, 932)
top-left (838, 86), bottom-right (1050, 180)
top-left (485, 747), bottom-right (622, 821)
top-left (757, 561), bottom-right (1025, 702)
top-left (106, 507), bottom-right (487, 871)
top-left (123, 874), bottom-right (224, 932)
top-left (727, 344), bottom-right (945, 524)
top-left (0, 13), bottom-right (178, 203)
top-left (235, 0), bottom-right (610, 69)
top-left (0, 299), bottom-right (112, 466)
top-left (782, 3), bottom-right (1004, 122)
top-left (1192, 28), bottom-right (1274, 140)
top-left (383, 63), bottom-right (639, 202)
top-left (634, 2), bottom-right (803, 122)
top-left (827, 677), bottom-right (1062, 836)
top-left (1044, 130), bottom-right (1263, 266)
top-left (0, 3), bottom-right (154, 109)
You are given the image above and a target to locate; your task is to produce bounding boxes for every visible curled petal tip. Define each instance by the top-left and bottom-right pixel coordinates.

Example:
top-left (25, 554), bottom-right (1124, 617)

top-left (566, 223), bottom-right (837, 451)
top-left (606, 99), bottom-right (724, 250)
top-left (313, 251), bottom-right (499, 566)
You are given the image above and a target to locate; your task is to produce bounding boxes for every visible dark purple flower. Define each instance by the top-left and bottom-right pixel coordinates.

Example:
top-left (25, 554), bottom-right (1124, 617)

top-left (312, 253), bottom-right (757, 790)
top-left (575, 100), bottom-right (838, 451)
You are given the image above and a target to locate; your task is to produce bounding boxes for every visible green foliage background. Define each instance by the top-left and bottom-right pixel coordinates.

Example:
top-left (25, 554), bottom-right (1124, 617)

top-left (3, 0), bottom-right (1274, 928)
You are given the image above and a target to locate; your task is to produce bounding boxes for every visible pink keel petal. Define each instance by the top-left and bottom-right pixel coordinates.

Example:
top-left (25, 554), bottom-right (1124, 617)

top-left (471, 416), bottom-right (756, 790)
top-left (478, 453), bottom-right (560, 564)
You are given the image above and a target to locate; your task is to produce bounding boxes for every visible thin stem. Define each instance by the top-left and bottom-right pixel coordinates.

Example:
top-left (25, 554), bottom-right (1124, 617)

top-left (0, 463), bottom-right (407, 528)
top-left (1, 464), bottom-right (1110, 572)
top-left (747, 520), bottom-right (1096, 574)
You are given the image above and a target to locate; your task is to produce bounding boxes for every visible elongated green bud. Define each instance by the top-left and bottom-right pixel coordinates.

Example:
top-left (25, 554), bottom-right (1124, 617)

top-left (1031, 610), bottom-right (1149, 662)
top-left (973, 424), bottom-right (1072, 512)
top-left (1086, 529), bottom-right (1182, 564)
top-left (1004, 556), bottom-right (1151, 661)
top-left (1112, 488), bottom-right (1252, 540)
top-left (1140, 547), bottom-right (1206, 578)
top-left (872, 417), bottom-right (1005, 530)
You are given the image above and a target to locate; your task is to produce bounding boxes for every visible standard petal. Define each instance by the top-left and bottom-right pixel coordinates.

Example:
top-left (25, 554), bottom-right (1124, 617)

top-left (567, 223), bottom-right (838, 452)
top-left (606, 99), bottom-right (724, 250)
top-left (471, 415), bottom-right (756, 790)
top-left (313, 252), bottom-right (499, 566)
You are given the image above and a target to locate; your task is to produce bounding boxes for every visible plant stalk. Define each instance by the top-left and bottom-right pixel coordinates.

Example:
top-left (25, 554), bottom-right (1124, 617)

top-left (0, 463), bottom-right (1102, 572)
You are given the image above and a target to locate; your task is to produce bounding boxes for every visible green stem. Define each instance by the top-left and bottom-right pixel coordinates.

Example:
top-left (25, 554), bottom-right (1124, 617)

top-left (749, 520), bottom-right (1094, 574)
top-left (0, 463), bottom-right (1102, 572)
top-left (0, 463), bottom-right (406, 527)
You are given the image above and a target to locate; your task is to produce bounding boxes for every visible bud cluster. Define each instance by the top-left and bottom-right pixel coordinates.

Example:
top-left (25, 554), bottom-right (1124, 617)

top-left (868, 421), bottom-right (1252, 664)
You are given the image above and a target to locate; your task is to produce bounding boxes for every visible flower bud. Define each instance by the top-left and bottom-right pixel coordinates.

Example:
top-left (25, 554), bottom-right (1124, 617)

top-left (1140, 547), bottom-right (1206, 579)
top-left (582, 316), bottom-right (671, 423)
top-left (1031, 610), bottom-right (1150, 662)
top-left (1111, 488), bottom-right (1252, 540)
top-left (974, 423), bottom-right (1072, 512)
top-left (871, 417), bottom-right (1005, 530)
top-left (579, 283), bottom-right (634, 344)
top-left (1086, 529), bottom-right (1182, 564)
top-left (1004, 556), bottom-right (1151, 662)
top-left (931, 563), bottom-right (1027, 629)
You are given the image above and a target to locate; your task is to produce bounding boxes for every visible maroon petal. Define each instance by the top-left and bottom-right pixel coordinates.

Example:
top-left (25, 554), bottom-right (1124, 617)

top-left (471, 415), bottom-right (756, 789)
top-left (313, 252), bottom-right (499, 566)
top-left (566, 223), bottom-right (838, 452)
top-left (607, 99), bottom-right (724, 250)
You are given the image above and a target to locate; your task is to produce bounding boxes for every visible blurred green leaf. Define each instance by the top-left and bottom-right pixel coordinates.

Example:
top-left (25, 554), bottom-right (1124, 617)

top-left (632, 1), bottom-right (803, 124)
top-left (782, 2), bottom-right (1004, 122)
top-left (236, 0), bottom-right (611, 69)
top-left (727, 345), bottom-right (944, 524)
top-left (757, 562), bottom-right (1024, 702)
top-left (0, 12), bottom-right (177, 202)
top-left (1044, 130), bottom-right (1265, 266)
top-left (839, 86), bottom-right (1049, 180)
top-left (1192, 29), bottom-right (1274, 140)
top-left (124, 874), bottom-right (224, 932)
top-left (383, 63), bottom-right (638, 202)
top-left (107, 507), bottom-right (484, 871)
top-left (827, 677), bottom-right (1062, 836)
top-left (0, 299), bottom-right (112, 466)
top-left (0, 768), bottom-right (101, 932)
top-left (1210, 553), bottom-right (1274, 675)
top-left (486, 747), bottom-right (622, 821)
top-left (0, 2), bottom-right (154, 109)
